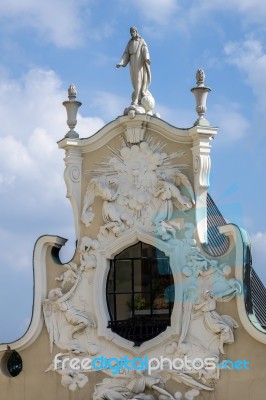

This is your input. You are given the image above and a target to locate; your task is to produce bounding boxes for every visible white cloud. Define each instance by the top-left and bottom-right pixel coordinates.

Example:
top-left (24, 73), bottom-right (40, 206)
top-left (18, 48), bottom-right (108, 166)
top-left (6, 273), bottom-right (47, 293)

top-left (210, 103), bottom-right (250, 144)
top-left (152, 103), bottom-right (194, 128)
top-left (0, 66), bottom-right (105, 342)
top-left (187, 0), bottom-right (266, 26)
top-left (0, 70), bottom-right (64, 196)
top-left (0, 67), bottom-right (105, 272)
top-left (131, 0), bottom-right (179, 26)
top-left (0, 136), bottom-right (33, 176)
top-left (0, 0), bottom-right (89, 47)
top-left (250, 232), bottom-right (266, 286)
top-left (224, 39), bottom-right (266, 113)
top-left (0, 69), bottom-right (63, 139)
top-left (123, 0), bottom-right (266, 35)
top-left (77, 115), bottom-right (105, 137)
top-left (0, 229), bottom-right (32, 272)
top-left (90, 91), bottom-right (128, 121)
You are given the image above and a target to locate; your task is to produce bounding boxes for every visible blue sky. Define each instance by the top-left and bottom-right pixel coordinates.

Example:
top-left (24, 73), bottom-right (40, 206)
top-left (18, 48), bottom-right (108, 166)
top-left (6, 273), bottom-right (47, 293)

top-left (1, 0), bottom-right (266, 343)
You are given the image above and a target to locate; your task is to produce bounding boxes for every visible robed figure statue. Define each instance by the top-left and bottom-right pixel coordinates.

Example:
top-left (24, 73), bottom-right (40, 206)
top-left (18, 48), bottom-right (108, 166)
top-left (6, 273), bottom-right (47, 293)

top-left (116, 27), bottom-right (155, 114)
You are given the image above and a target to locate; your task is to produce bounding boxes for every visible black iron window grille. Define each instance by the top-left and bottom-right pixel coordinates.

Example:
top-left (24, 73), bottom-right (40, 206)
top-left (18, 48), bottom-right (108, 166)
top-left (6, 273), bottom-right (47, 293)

top-left (106, 242), bottom-right (174, 346)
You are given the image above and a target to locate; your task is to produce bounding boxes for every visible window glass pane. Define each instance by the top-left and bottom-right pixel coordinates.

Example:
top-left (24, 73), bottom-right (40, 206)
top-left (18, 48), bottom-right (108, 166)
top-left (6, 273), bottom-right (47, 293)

top-left (151, 262), bottom-right (163, 291)
top-left (156, 258), bottom-right (171, 275)
top-left (141, 258), bottom-right (151, 279)
top-left (134, 259), bottom-right (150, 293)
top-left (153, 292), bottom-right (170, 311)
top-left (115, 260), bottom-right (132, 292)
top-left (133, 259), bottom-right (142, 292)
top-left (106, 242), bottom-right (175, 345)
top-left (116, 242), bottom-right (141, 259)
top-left (133, 293), bottom-right (151, 314)
top-left (116, 294), bottom-right (132, 320)
top-left (153, 272), bottom-right (169, 292)
top-left (107, 293), bottom-right (115, 319)
top-left (141, 242), bottom-right (154, 257)
top-left (164, 284), bottom-right (175, 303)
top-left (107, 264), bottom-right (114, 293)
top-left (142, 258), bottom-right (151, 285)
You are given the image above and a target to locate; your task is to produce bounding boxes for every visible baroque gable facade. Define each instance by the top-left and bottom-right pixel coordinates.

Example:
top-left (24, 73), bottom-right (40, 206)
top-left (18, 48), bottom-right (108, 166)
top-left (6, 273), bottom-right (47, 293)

top-left (1, 76), bottom-right (266, 400)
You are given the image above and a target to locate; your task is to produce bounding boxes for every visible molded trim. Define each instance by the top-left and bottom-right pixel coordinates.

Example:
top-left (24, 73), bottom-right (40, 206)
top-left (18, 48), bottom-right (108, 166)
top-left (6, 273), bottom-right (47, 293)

top-left (219, 224), bottom-right (266, 344)
top-left (0, 235), bottom-right (67, 352)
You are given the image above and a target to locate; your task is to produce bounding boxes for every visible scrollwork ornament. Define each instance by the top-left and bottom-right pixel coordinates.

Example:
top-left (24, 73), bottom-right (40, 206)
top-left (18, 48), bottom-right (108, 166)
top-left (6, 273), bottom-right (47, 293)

top-left (194, 156), bottom-right (199, 174)
top-left (69, 165), bottom-right (81, 183)
top-left (193, 154), bottom-right (210, 188)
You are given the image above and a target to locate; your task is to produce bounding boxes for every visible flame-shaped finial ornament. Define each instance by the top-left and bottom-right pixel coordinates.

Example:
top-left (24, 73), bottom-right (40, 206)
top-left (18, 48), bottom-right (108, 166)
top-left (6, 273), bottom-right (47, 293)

top-left (191, 69), bottom-right (211, 126)
top-left (68, 84), bottom-right (77, 100)
top-left (63, 84), bottom-right (82, 139)
top-left (196, 69), bottom-right (205, 87)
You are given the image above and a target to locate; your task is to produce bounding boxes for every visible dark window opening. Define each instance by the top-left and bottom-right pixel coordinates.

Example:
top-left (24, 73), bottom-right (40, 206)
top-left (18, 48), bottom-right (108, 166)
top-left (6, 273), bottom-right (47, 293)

top-left (106, 242), bottom-right (175, 346)
top-left (1, 350), bottom-right (23, 377)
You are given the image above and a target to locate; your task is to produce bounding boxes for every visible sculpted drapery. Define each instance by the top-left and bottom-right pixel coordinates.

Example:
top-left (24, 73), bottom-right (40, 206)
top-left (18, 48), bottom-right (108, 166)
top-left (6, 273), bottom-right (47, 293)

top-left (116, 27), bottom-right (151, 106)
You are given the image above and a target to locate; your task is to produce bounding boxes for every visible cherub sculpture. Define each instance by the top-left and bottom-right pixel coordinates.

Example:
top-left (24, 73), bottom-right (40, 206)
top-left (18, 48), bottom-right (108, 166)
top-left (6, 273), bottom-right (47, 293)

top-left (81, 176), bottom-right (133, 236)
top-left (81, 176), bottom-right (119, 227)
top-left (55, 262), bottom-right (78, 288)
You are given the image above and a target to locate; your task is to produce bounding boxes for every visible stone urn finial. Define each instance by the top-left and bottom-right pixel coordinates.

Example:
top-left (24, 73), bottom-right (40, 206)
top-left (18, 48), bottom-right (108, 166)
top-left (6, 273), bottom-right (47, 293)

top-left (191, 69), bottom-right (211, 126)
top-left (63, 84), bottom-right (82, 139)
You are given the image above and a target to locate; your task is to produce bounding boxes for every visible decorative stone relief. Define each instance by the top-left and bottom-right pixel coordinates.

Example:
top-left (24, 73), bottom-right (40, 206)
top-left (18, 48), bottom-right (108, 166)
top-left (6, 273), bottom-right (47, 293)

top-left (193, 154), bottom-right (211, 188)
top-left (124, 121), bottom-right (146, 143)
top-left (43, 236), bottom-right (100, 355)
top-left (43, 225), bottom-right (241, 395)
top-left (189, 126), bottom-right (216, 243)
top-left (81, 138), bottom-right (195, 242)
top-left (46, 355), bottom-right (89, 391)
top-left (162, 232), bottom-right (241, 389)
top-left (93, 373), bottom-right (204, 400)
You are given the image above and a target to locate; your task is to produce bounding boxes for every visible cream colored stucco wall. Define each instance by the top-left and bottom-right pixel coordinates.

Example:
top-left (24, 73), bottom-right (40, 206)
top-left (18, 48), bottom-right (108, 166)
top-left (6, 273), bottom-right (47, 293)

top-left (1, 116), bottom-right (265, 400)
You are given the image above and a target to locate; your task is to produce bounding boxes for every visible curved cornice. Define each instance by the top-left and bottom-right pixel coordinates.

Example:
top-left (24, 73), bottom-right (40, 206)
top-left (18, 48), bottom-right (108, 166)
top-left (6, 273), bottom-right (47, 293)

top-left (0, 235), bottom-right (67, 352)
top-left (58, 115), bottom-right (218, 153)
top-left (219, 224), bottom-right (266, 344)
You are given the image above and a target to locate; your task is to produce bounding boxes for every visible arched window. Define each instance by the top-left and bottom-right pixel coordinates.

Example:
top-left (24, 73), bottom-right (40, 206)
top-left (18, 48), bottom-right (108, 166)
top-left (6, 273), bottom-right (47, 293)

top-left (106, 242), bottom-right (174, 346)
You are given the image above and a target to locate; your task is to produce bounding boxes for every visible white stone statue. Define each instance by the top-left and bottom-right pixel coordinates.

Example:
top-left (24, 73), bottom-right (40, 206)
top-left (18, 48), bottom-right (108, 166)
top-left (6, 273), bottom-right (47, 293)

top-left (81, 176), bottom-right (119, 227)
top-left (177, 286), bottom-right (238, 360)
top-left (182, 245), bottom-right (242, 301)
top-left (55, 262), bottom-right (78, 288)
top-left (79, 236), bottom-right (99, 271)
top-left (184, 389), bottom-right (200, 400)
top-left (116, 27), bottom-right (154, 114)
top-left (193, 289), bottom-right (238, 354)
top-left (154, 179), bottom-right (192, 217)
top-left (43, 273), bottom-right (96, 352)
top-left (93, 372), bottom-right (178, 400)
top-left (46, 356), bottom-right (88, 392)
